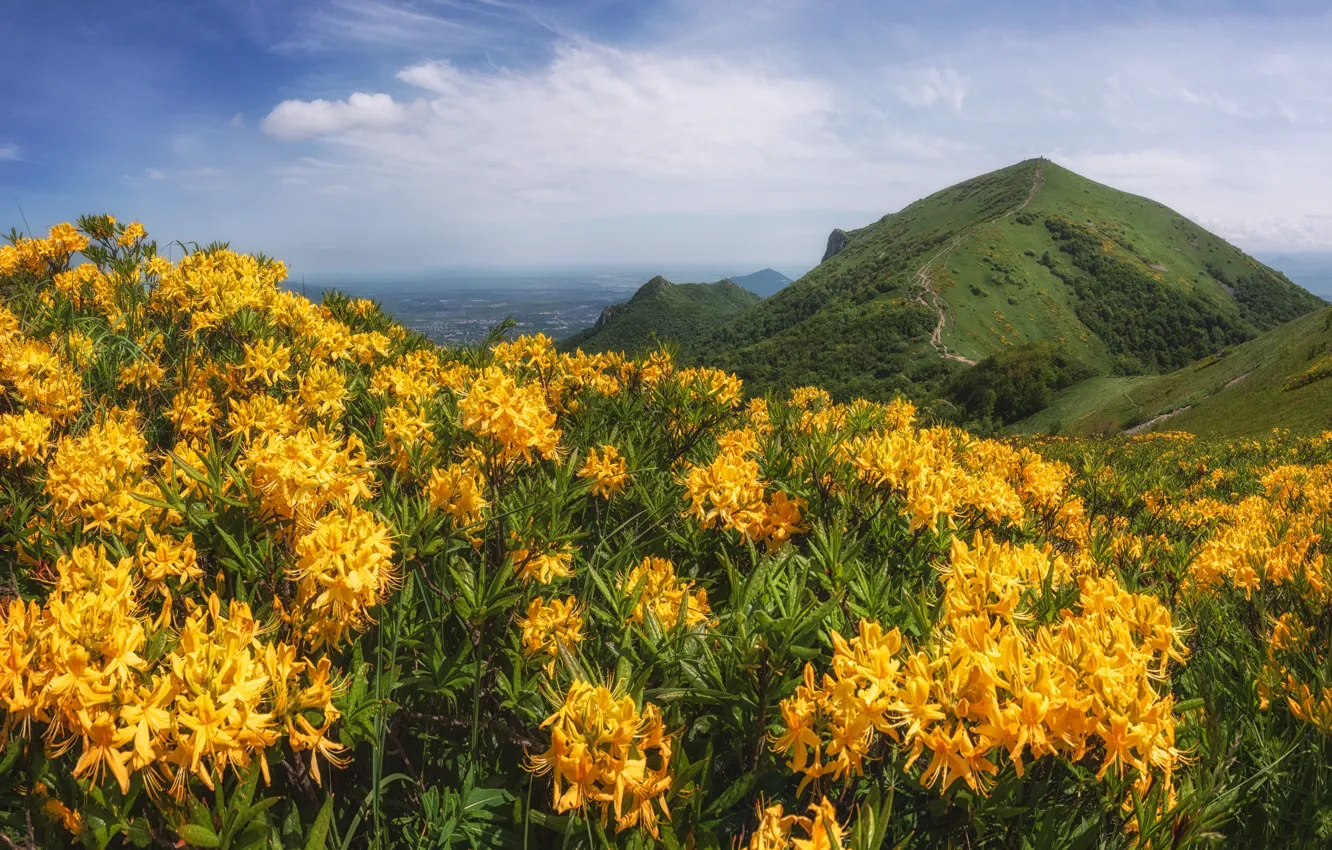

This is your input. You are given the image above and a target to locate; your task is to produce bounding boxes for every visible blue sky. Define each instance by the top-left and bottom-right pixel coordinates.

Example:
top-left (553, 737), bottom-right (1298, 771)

top-left (3, 0), bottom-right (1332, 275)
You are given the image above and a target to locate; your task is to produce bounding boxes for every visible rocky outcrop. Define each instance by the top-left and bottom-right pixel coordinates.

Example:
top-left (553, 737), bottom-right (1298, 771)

top-left (595, 276), bottom-right (672, 328)
top-left (593, 302), bottom-right (631, 330)
top-left (821, 229), bottom-right (849, 262)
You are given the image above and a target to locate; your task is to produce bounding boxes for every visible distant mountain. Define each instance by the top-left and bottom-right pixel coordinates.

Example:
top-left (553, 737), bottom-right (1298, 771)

top-left (558, 275), bottom-right (761, 355)
top-left (1015, 307), bottom-right (1332, 437)
top-left (1257, 252), bottom-right (1332, 300)
top-left (728, 268), bottom-right (794, 297)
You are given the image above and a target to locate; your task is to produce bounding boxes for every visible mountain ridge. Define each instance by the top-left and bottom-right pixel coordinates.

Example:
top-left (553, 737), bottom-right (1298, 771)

top-left (562, 157), bottom-right (1324, 413)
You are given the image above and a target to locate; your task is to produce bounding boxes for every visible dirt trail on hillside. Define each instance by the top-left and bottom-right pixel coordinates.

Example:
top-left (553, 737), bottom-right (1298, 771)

top-left (1124, 406), bottom-right (1191, 436)
top-left (1223, 371), bottom-right (1251, 390)
top-left (912, 161), bottom-right (1045, 366)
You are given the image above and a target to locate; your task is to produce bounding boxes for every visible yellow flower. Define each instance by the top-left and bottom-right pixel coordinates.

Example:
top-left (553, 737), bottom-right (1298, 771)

top-left (118, 221), bottom-right (146, 246)
top-left (290, 506), bottom-right (398, 647)
top-left (748, 801), bottom-right (798, 850)
top-left (578, 445), bottom-right (628, 498)
top-left (622, 556), bottom-right (710, 630)
top-left (136, 529), bottom-right (203, 584)
top-left (517, 596), bottom-right (585, 673)
top-left (761, 492), bottom-right (808, 552)
top-left (298, 361), bottom-right (348, 417)
top-left (166, 386), bottom-right (220, 440)
top-left (526, 682), bottom-right (672, 837)
top-left (427, 461), bottom-right (487, 528)
top-left (460, 366), bottom-right (561, 464)
top-left (117, 357), bottom-right (166, 390)
top-left (241, 338), bottom-right (293, 386)
top-left (745, 798), bottom-right (845, 850)
top-left (44, 409), bottom-right (154, 533)
top-left (42, 798), bottom-right (84, 834)
top-left (241, 425), bottom-right (375, 528)
top-left (682, 447), bottom-right (766, 539)
top-left (792, 798), bottom-right (844, 850)
top-left (0, 409), bottom-right (53, 463)
top-left (381, 402), bottom-right (434, 474)
top-left (512, 545), bottom-right (576, 584)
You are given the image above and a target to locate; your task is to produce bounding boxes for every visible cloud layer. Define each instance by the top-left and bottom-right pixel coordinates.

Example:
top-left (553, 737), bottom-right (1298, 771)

top-left (7, 1), bottom-right (1332, 272)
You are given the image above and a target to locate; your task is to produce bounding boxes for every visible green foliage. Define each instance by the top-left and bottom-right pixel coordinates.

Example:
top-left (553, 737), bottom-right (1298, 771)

top-left (1042, 216), bottom-right (1255, 372)
top-left (1206, 262), bottom-right (1326, 331)
top-left (945, 341), bottom-right (1097, 429)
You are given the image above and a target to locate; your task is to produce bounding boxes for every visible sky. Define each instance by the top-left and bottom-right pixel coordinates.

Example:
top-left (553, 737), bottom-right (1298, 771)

top-left (3, 0), bottom-right (1332, 276)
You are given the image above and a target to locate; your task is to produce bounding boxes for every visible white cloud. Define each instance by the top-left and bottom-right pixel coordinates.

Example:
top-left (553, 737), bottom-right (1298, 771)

top-left (262, 92), bottom-right (413, 141)
top-left (230, 112), bottom-right (246, 129)
top-left (896, 67), bottom-right (967, 111)
top-left (262, 45), bottom-right (851, 199)
top-left (145, 168), bottom-right (166, 180)
top-left (0, 144), bottom-right (20, 161)
top-left (129, 9), bottom-right (1332, 269)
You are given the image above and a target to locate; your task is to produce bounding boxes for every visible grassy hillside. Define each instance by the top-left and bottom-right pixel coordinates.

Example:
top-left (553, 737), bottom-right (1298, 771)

top-left (559, 275), bottom-right (760, 355)
top-left (1017, 306), bottom-right (1332, 437)
top-left (688, 159), bottom-right (1323, 402)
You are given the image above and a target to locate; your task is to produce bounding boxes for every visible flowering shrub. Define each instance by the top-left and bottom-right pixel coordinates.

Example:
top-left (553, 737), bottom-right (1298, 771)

top-left (0, 217), bottom-right (1330, 848)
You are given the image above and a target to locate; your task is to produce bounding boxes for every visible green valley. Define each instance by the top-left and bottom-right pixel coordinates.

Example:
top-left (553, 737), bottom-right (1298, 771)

top-left (1016, 306), bottom-right (1332, 437)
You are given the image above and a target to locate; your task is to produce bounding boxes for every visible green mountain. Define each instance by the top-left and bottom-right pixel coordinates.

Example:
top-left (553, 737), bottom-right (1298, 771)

top-left (700, 158), bottom-right (1323, 401)
top-left (1015, 307), bottom-right (1332, 437)
top-left (729, 267), bottom-right (794, 297)
top-left (558, 159), bottom-right (1323, 413)
top-left (559, 275), bottom-right (761, 355)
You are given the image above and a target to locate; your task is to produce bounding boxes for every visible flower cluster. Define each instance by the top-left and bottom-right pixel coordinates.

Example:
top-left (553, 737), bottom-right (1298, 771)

top-left (460, 366), bottom-right (561, 464)
top-left (747, 798), bottom-right (845, 850)
top-left (774, 533), bottom-right (1187, 799)
top-left (578, 444), bottom-right (629, 498)
top-left (526, 682), bottom-right (672, 837)
top-left (0, 547), bottom-right (343, 796)
top-left (621, 556), bottom-right (711, 630)
top-left (517, 596), bottom-right (585, 673)
top-left (681, 440), bottom-right (808, 549)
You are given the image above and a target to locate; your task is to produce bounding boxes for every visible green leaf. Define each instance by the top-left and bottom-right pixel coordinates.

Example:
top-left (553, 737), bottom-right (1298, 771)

top-left (703, 772), bottom-right (754, 816)
top-left (304, 795), bottom-right (334, 850)
top-left (178, 824), bottom-right (223, 848)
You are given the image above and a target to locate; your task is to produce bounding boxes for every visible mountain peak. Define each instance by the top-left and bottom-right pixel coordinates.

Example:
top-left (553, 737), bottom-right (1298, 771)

top-left (630, 275), bottom-right (673, 303)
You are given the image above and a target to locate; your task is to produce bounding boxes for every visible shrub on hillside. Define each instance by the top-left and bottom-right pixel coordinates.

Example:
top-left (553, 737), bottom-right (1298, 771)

top-left (945, 340), bottom-right (1097, 428)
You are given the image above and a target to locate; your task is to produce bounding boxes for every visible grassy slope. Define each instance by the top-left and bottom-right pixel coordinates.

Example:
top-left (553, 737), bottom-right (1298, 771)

top-left (1017, 307), bottom-right (1332, 437)
top-left (706, 159), bottom-right (1320, 402)
top-left (559, 276), bottom-right (761, 355)
top-left (938, 161), bottom-right (1321, 365)
top-left (705, 161), bottom-right (1039, 400)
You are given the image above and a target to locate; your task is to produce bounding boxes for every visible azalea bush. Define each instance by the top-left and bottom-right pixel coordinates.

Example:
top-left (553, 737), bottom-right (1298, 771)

top-left (0, 218), bottom-right (1329, 849)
